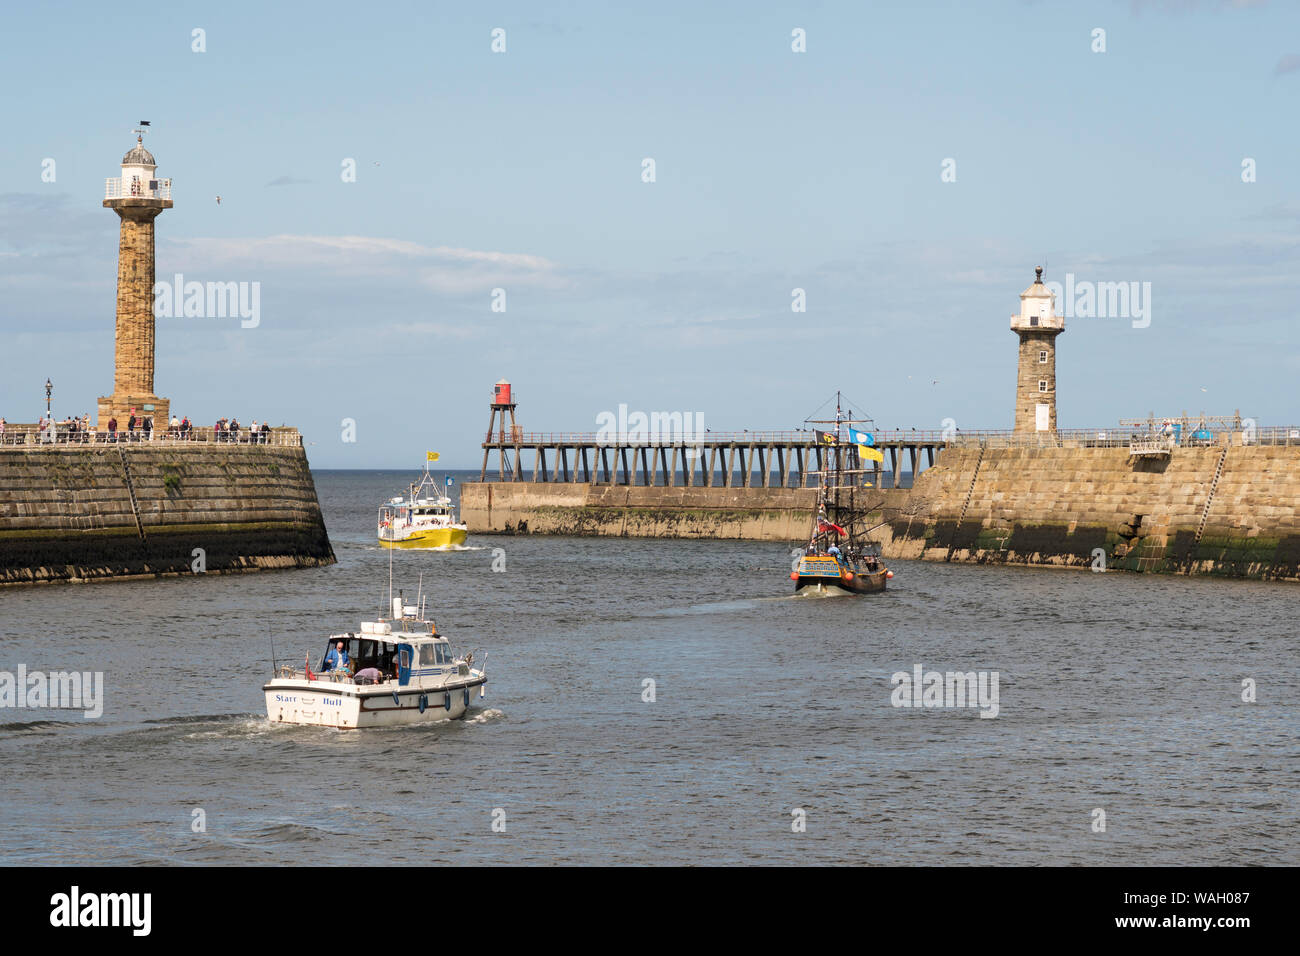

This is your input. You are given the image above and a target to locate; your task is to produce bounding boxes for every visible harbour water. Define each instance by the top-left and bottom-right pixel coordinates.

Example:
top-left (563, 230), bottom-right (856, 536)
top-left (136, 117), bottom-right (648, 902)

top-left (1, 470), bottom-right (1295, 865)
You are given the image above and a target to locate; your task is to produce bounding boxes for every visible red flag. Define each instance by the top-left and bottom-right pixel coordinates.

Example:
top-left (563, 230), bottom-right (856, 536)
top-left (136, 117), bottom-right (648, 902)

top-left (305, 653), bottom-right (315, 682)
top-left (818, 518), bottom-right (846, 536)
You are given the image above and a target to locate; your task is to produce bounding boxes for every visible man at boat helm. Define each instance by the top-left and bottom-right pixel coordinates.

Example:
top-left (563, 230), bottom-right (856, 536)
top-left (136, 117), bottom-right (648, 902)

top-left (323, 641), bottom-right (350, 673)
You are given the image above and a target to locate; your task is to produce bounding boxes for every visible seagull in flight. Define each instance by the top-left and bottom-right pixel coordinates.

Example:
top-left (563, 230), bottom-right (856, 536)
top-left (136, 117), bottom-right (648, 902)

top-left (215, 195), bottom-right (222, 205)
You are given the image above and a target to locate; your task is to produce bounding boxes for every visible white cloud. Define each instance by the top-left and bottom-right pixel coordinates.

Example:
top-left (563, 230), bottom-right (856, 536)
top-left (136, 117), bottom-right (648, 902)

top-left (161, 234), bottom-right (564, 293)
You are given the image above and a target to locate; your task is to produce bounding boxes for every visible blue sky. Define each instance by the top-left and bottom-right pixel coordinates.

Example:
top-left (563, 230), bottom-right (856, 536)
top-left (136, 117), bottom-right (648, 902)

top-left (1, 0), bottom-right (1297, 467)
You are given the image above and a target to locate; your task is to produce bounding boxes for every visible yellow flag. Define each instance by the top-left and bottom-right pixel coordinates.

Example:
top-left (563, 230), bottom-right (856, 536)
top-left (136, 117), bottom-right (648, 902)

top-left (859, 446), bottom-right (884, 463)
top-left (426, 451), bottom-right (440, 462)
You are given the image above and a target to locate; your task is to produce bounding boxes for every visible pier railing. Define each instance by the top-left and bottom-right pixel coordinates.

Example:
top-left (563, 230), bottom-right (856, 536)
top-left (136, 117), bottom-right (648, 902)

top-left (947, 426), bottom-right (1300, 450)
top-left (477, 422), bottom-right (1300, 487)
top-left (104, 177), bottom-right (171, 200)
top-left (0, 424), bottom-right (303, 447)
top-left (491, 428), bottom-right (976, 445)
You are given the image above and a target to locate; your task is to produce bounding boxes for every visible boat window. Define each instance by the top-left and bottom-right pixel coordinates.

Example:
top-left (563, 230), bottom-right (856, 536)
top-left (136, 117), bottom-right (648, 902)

top-left (418, 644), bottom-right (437, 666)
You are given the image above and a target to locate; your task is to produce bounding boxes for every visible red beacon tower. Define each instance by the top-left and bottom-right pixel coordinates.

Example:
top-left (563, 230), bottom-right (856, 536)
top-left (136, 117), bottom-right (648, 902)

top-left (481, 379), bottom-right (521, 479)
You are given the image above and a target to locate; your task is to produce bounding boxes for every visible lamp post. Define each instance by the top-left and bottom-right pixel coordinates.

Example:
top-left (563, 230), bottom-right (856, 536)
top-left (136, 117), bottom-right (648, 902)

top-left (45, 378), bottom-right (52, 418)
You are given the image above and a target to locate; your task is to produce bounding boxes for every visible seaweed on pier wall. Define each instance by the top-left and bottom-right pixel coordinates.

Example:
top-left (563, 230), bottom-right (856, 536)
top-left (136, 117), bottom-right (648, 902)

top-left (1004, 522), bottom-right (1109, 562)
top-left (0, 445), bottom-right (335, 586)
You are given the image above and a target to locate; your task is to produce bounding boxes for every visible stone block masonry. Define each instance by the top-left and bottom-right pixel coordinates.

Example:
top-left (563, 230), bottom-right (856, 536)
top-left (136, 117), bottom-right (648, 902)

top-left (461, 445), bottom-right (1300, 582)
top-left (0, 444), bottom-right (335, 585)
top-left (462, 482), bottom-right (915, 542)
top-left (874, 443), bottom-right (1300, 581)
top-left (463, 483), bottom-right (822, 541)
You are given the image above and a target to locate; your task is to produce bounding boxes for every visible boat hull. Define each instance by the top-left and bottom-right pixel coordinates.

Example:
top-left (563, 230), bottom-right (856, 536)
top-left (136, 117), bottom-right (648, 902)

top-left (794, 558), bottom-right (888, 595)
top-left (377, 525), bottom-right (468, 549)
top-left (263, 674), bottom-right (486, 728)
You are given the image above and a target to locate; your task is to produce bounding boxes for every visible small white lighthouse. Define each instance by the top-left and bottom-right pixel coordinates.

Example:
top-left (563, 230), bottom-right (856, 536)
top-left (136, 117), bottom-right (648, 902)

top-left (1010, 267), bottom-right (1064, 434)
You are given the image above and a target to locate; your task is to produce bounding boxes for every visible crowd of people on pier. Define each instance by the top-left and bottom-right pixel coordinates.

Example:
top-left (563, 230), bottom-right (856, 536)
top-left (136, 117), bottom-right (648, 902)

top-left (0, 408), bottom-right (277, 445)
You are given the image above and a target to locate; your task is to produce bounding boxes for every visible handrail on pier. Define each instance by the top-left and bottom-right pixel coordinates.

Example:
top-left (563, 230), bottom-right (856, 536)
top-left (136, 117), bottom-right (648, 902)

top-left (0, 424), bottom-right (303, 447)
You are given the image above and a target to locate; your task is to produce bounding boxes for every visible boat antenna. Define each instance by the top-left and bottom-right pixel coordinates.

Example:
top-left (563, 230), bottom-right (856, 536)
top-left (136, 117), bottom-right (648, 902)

top-left (387, 525), bottom-right (394, 616)
top-left (269, 627), bottom-right (278, 677)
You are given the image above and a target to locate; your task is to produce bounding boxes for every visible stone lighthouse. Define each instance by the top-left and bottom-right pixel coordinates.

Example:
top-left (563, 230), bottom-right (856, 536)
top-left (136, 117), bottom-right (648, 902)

top-left (1010, 266), bottom-right (1063, 433)
top-left (97, 132), bottom-right (172, 428)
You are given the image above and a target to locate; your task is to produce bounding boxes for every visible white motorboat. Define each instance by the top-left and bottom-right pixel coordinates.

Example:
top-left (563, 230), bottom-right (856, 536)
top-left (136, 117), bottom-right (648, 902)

top-left (263, 596), bottom-right (486, 729)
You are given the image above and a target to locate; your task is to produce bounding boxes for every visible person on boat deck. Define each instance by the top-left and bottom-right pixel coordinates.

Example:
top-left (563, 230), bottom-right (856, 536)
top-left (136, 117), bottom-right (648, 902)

top-left (353, 666), bottom-right (382, 685)
top-left (323, 641), bottom-right (350, 672)
top-left (828, 543), bottom-right (842, 561)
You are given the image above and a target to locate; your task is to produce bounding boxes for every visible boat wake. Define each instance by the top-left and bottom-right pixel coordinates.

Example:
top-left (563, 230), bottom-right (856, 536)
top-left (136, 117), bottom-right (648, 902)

top-left (0, 718), bottom-right (68, 737)
top-left (462, 707), bottom-right (505, 725)
top-left (792, 585), bottom-right (856, 599)
top-left (173, 714), bottom-right (299, 740)
top-left (362, 544), bottom-right (487, 553)
top-left (144, 712), bottom-right (255, 726)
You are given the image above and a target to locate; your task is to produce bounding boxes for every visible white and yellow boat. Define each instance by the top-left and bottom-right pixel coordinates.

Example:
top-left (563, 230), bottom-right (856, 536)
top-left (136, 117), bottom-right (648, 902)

top-left (378, 458), bottom-right (468, 549)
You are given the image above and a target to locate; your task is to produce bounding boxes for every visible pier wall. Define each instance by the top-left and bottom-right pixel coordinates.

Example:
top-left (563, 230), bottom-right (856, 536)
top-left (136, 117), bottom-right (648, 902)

top-left (875, 444), bottom-right (1300, 581)
top-left (464, 446), bottom-right (1300, 580)
top-left (463, 482), bottom-right (845, 540)
top-left (0, 444), bottom-right (335, 585)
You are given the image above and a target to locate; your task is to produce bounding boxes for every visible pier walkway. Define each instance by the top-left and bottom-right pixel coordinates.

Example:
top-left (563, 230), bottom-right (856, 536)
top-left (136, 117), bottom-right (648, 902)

top-left (482, 428), bottom-right (945, 488)
top-left (481, 423), bottom-right (1300, 488)
top-left (0, 423), bottom-right (303, 447)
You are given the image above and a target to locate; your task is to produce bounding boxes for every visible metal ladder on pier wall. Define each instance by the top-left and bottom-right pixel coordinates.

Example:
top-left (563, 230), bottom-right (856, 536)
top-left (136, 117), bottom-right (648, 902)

top-left (1192, 447), bottom-right (1229, 548)
top-left (946, 445), bottom-right (986, 561)
top-left (117, 445), bottom-right (147, 542)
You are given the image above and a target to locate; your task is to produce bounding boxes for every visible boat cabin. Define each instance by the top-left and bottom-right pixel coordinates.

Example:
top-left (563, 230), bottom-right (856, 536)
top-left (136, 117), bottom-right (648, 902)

top-left (379, 495), bottom-right (454, 523)
top-left (316, 619), bottom-right (463, 687)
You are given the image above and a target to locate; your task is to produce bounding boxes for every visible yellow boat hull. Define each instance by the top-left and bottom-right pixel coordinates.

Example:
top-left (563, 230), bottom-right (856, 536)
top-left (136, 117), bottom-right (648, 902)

top-left (378, 526), bottom-right (468, 549)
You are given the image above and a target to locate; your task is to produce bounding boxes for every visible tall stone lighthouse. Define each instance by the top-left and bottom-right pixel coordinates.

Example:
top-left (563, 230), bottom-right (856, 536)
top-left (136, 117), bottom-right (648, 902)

top-left (1010, 267), bottom-right (1063, 434)
top-left (97, 133), bottom-right (172, 427)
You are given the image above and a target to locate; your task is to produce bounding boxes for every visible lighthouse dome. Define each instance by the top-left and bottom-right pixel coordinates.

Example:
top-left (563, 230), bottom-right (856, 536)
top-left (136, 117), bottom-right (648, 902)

top-left (122, 141), bottom-right (155, 167)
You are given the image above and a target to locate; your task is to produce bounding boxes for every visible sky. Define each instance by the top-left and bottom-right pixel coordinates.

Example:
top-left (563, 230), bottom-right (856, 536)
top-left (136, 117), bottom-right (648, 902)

top-left (1, 0), bottom-right (1297, 467)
